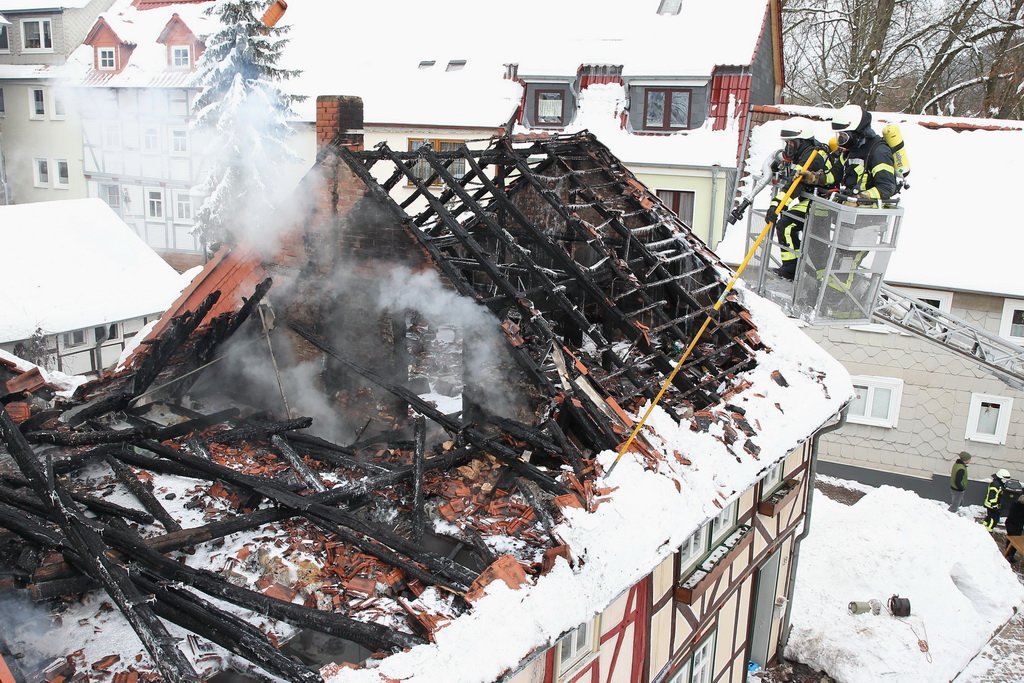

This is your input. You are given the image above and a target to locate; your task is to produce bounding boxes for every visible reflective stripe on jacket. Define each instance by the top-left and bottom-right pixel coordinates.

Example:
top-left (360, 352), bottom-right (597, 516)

top-left (984, 479), bottom-right (1004, 509)
top-left (839, 130), bottom-right (897, 200)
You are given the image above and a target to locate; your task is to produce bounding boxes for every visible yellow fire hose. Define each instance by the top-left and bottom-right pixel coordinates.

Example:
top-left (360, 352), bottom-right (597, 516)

top-left (605, 154), bottom-right (817, 476)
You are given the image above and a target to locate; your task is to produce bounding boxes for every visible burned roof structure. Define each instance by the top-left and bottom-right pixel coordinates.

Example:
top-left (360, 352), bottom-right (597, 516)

top-left (0, 118), bottom-right (843, 683)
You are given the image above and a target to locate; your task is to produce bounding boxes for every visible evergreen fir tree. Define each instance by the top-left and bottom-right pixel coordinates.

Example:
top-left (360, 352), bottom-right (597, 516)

top-left (191, 0), bottom-right (303, 250)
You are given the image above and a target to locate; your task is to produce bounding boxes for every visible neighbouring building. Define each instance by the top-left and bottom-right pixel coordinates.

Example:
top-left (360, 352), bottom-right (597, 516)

top-left (0, 197), bottom-right (183, 375)
top-left (278, 0), bottom-right (784, 250)
top-left (0, 0), bottom-right (114, 204)
top-left (720, 104), bottom-right (1024, 499)
top-left (64, 0), bottom-right (217, 259)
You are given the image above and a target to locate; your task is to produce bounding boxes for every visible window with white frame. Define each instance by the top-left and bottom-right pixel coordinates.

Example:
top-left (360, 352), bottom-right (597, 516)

top-left (554, 619), bottom-right (599, 678)
top-left (678, 500), bottom-right (738, 581)
top-left (103, 124), bottom-right (122, 149)
top-left (102, 184), bottom-right (121, 209)
top-left (55, 160), bottom-right (69, 188)
top-left (97, 47), bottom-right (116, 70)
top-left (52, 91), bottom-right (66, 119)
top-left (894, 286), bottom-right (952, 313)
top-left (143, 128), bottom-right (159, 152)
top-left (999, 299), bottom-right (1024, 344)
top-left (146, 188), bottom-right (164, 219)
top-left (847, 376), bottom-right (903, 428)
top-left (33, 159), bottom-right (49, 187)
top-left (63, 329), bottom-right (86, 348)
top-left (667, 630), bottom-right (716, 683)
top-left (0, 25), bottom-right (9, 53)
top-left (21, 18), bottom-right (53, 52)
top-left (171, 45), bottom-right (191, 69)
top-left (678, 521), bottom-right (709, 576)
top-left (170, 129), bottom-right (188, 154)
top-left (760, 461), bottom-right (784, 500)
top-left (173, 190), bottom-right (193, 222)
top-left (30, 88), bottom-right (45, 118)
top-left (966, 393), bottom-right (1013, 444)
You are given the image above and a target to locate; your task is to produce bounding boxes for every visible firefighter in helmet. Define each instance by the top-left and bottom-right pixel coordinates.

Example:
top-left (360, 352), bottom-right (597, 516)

top-left (766, 117), bottom-right (834, 281)
top-left (984, 469), bottom-right (1011, 531)
top-left (831, 104), bottom-right (897, 201)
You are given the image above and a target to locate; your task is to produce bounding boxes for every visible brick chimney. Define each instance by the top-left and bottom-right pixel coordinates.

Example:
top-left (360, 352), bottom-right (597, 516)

top-left (316, 95), bottom-right (364, 151)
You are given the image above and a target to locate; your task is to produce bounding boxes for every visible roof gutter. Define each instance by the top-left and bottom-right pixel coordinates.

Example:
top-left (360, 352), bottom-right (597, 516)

top-left (778, 404), bottom-right (848, 654)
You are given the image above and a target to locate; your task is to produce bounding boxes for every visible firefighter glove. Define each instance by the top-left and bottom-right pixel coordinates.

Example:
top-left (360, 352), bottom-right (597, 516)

top-left (797, 169), bottom-right (821, 185)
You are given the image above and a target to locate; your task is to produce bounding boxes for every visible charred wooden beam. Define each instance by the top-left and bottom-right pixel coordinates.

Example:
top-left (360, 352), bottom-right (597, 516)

top-left (208, 417), bottom-right (313, 445)
top-left (25, 427), bottom-right (142, 446)
top-left (136, 435), bottom-right (478, 591)
top-left (515, 479), bottom-right (559, 546)
top-left (105, 452), bottom-right (182, 532)
top-left (0, 406), bottom-right (203, 682)
top-left (126, 549), bottom-right (321, 683)
top-left (271, 435), bottom-right (325, 493)
top-left (335, 145), bottom-right (556, 396)
top-left (96, 521), bottom-right (425, 652)
top-left (151, 407), bottom-right (241, 440)
top-left (544, 418), bottom-right (586, 479)
top-left (412, 416), bottom-right (426, 544)
top-left (289, 323), bottom-right (567, 495)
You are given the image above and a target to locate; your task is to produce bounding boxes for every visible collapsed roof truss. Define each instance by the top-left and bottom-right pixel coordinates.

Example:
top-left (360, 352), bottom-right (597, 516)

top-left (337, 132), bottom-right (763, 420)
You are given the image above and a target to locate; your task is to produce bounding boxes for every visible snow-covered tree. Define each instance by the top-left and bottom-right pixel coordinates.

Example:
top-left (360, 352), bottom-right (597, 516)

top-left (784, 0), bottom-right (1024, 117)
top-left (191, 0), bottom-right (303, 250)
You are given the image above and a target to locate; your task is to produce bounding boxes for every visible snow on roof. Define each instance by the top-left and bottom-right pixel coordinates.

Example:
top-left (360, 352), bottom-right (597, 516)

top-left (65, 0), bottom-right (216, 85)
top-left (278, 0), bottom-right (768, 127)
top-left (717, 106), bottom-right (1024, 298)
top-left (0, 0), bottom-right (92, 9)
top-left (787, 486), bottom-right (1024, 683)
top-left (0, 198), bottom-right (186, 341)
top-left (321, 285), bottom-right (852, 683)
top-left (533, 82), bottom-right (744, 169)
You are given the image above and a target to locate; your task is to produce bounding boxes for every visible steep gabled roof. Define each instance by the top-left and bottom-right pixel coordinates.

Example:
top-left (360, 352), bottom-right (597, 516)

top-left (155, 11), bottom-right (197, 44)
top-left (82, 15), bottom-right (132, 47)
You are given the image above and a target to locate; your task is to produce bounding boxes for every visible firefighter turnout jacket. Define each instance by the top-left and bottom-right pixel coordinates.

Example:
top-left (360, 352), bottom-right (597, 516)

top-left (985, 476), bottom-right (1005, 510)
top-left (839, 128), bottom-right (897, 201)
top-left (767, 140), bottom-right (834, 262)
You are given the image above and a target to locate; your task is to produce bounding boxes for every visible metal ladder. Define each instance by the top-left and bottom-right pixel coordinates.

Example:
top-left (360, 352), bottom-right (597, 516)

top-left (872, 285), bottom-right (1024, 390)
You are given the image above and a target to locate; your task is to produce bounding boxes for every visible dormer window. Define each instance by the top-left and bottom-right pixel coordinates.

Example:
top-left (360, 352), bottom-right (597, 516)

top-left (171, 45), bottom-right (191, 69)
top-left (536, 90), bottom-right (566, 126)
top-left (21, 18), bottom-right (53, 53)
top-left (97, 47), bottom-right (116, 70)
top-left (642, 87), bottom-right (691, 131)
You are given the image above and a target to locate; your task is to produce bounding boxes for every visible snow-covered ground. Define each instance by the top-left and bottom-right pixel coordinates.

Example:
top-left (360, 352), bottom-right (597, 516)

top-left (787, 482), bottom-right (1024, 683)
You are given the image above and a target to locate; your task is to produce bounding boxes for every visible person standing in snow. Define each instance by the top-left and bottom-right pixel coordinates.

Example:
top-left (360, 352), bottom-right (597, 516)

top-left (830, 104), bottom-right (897, 202)
top-left (1006, 494), bottom-right (1024, 563)
top-left (983, 469), bottom-right (1010, 531)
top-left (948, 451), bottom-right (971, 513)
top-left (766, 117), bottom-right (835, 281)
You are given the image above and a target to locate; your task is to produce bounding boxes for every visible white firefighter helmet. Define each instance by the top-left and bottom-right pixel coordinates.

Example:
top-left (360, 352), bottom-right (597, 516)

top-left (997, 468), bottom-right (1011, 479)
top-left (831, 104), bottom-right (864, 132)
top-left (779, 117), bottom-right (815, 140)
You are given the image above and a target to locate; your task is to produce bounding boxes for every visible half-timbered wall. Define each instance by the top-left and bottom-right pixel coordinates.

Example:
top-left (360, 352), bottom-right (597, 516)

top-left (505, 437), bottom-right (816, 683)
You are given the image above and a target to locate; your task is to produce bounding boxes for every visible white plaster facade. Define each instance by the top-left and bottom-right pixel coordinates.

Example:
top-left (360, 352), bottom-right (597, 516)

top-left (0, 0), bottom-right (114, 203)
top-left (79, 85), bottom-right (208, 252)
top-left (807, 286), bottom-right (1024, 483)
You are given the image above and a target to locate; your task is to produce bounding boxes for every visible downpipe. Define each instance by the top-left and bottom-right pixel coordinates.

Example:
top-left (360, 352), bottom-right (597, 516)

top-left (778, 404), bottom-right (848, 652)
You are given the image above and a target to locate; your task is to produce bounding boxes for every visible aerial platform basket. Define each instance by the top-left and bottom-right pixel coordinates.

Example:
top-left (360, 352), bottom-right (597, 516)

top-left (746, 193), bottom-right (903, 325)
